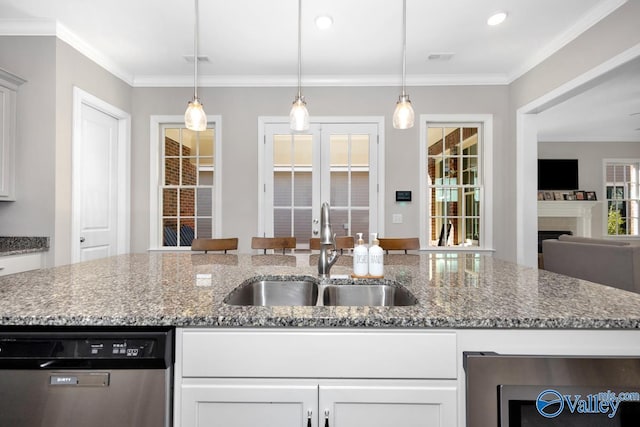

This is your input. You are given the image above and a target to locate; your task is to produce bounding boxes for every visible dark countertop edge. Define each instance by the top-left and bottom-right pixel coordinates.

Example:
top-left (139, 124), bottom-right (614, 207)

top-left (2, 316), bottom-right (639, 329)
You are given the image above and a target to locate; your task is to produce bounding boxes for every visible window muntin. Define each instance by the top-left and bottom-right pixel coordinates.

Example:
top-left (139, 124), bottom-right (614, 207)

top-left (427, 125), bottom-right (481, 247)
top-left (605, 160), bottom-right (640, 237)
top-left (161, 127), bottom-right (215, 247)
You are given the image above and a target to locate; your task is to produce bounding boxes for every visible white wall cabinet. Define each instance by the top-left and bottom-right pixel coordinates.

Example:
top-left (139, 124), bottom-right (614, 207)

top-left (0, 69), bottom-right (25, 201)
top-left (176, 329), bottom-right (458, 427)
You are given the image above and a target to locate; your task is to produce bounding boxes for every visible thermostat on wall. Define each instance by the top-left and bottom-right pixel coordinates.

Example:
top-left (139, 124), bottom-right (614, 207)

top-left (396, 191), bottom-right (412, 202)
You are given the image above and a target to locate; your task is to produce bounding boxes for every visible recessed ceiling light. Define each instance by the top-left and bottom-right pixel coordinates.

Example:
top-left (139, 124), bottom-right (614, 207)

top-left (487, 12), bottom-right (507, 26)
top-left (315, 15), bottom-right (333, 30)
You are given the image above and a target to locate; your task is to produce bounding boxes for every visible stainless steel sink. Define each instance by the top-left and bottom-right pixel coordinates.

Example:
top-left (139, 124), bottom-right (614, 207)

top-left (224, 276), bottom-right (418, 307)
top-left (224, 277), bottom-right (319, 306)
top-left (322, 284), bottom-right (418, 306)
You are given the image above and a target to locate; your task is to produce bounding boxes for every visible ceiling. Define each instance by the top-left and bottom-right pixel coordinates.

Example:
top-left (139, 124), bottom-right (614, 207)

top-left (0, 0), bottom-right (638, 141)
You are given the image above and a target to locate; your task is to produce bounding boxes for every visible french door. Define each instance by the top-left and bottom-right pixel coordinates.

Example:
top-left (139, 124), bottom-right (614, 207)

top-left (261, 121), bottom-right (380, 249)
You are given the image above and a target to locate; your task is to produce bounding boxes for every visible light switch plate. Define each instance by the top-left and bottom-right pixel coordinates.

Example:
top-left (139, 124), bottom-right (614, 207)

top-left (392, 214), bottom-right (403, 224)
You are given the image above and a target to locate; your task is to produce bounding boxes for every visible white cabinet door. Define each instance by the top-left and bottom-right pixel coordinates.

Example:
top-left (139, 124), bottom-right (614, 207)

top-left (180, 382), bottom-right (318, 427)
top-left (0, 70), bottom-right (24, 201)
top-left (319, 383), bottom-right (457, 427)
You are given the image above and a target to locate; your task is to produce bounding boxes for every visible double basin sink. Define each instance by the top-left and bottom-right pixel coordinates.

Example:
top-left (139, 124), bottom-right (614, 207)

top-left (224, 276), bottom-right (418, 307)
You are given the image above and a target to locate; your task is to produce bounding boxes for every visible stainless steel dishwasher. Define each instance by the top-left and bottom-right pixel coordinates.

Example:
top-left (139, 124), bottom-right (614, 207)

top-left (0, 327), bottom-right (173, 427)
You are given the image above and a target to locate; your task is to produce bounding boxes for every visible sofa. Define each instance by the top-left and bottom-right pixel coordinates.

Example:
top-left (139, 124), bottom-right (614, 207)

top-left (542, 234), bottom-right (640, 294)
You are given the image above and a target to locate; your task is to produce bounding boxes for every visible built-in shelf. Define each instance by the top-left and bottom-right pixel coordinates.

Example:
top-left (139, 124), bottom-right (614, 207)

top-left (538, 201), bottom-right (599, 237)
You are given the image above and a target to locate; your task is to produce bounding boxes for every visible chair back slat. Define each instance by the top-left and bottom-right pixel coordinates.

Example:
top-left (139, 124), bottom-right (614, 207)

top-left (251, 237), bottom-right (296, 254)
top-left (377, 237), bottom-right (420, 254)
top-left (191, 238), bottom-right (238, 254)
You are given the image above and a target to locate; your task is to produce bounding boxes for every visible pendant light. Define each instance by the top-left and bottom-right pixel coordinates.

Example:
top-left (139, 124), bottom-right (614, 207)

top-left (392, 0), bottom-right (415, 130)
top-left (290, 0), bottom-right (310, 131)
top-left (185, 0), bottom-right (207, 131)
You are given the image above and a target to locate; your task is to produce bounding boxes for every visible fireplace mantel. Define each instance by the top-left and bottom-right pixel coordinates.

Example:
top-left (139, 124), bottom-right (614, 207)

top-left (538, 201), bottom-right (600, 237)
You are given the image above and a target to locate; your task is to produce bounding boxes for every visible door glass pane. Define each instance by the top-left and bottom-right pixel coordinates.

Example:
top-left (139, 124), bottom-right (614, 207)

top-left (329, 133), bottom-right (371, 237)
top-left (162, 219), bottom-right (178, 247)
top-left (351, 210), bottom-right (369, 241)
top-left (180, 188), bottom-right (195, 217)
top-left (330, 172), bottom-right (348, 206)
top-left (274, 208), bottom-right (291, 237)
top-left (274, 134), bottom-right (313, 240)
top-left (165, 157), bottom-right (179, 185)
top-left (293, 209), bottom-right (312, 242)
top-left (293, 172), bottom-right (312, 206)
top-left (330, 209), bottom-right (349, 237)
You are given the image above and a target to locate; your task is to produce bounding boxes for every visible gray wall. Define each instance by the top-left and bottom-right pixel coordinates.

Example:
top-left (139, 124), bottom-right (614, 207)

top-left (132, 85), bottom-right (510, 256)
top-left (0, 36), bottom-right (132, 266)
top-left (539, 141), bottom-right (640, 196)
top-left (0, 36), bottom-right (57, 266)
top-left (54, 39), bottom-right (132, 266)
top-left (509, 0), bottom-right (640, 260)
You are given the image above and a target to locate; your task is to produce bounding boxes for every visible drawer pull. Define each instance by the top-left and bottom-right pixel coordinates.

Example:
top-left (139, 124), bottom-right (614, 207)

top-left (324, 410), bottom-right (329, 427)
top-left (307, 410), bottom-right (312, 427)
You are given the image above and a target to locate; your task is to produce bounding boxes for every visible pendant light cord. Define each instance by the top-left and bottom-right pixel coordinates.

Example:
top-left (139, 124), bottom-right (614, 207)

top-left (297, 0), bottom-right (302, 99)
top-left (193, 0), bottom-right (199, 100)
top-left (401, 0), bottom-right (407, 97)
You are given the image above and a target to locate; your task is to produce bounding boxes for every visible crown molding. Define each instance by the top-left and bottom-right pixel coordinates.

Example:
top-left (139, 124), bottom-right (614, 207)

top-left (507, 0), bottom-right (628, 83)
top-left (0, 18), bottom-right (134, 85)
top-left (133, 73), bottom-right (509, 88)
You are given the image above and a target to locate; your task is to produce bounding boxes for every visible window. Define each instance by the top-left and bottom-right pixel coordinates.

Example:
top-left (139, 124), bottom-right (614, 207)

top-left (149, 116), bottom-right (221, 249)
top-left (420, 115), bottom-right (493, 250)
top-left (605, 160), bottom-right (640, 237)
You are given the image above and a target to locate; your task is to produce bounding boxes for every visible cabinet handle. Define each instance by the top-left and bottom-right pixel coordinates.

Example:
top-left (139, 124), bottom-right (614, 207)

top-left (307, 410), bottom-right (312, 427)
top-left (324, 410), bottom-right (329, 427)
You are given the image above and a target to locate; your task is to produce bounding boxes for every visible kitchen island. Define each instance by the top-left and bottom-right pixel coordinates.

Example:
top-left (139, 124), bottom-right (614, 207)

top-left (1, 252), bottom-right (640, 427)
top-left (1, 252), bottom-right (639, 328)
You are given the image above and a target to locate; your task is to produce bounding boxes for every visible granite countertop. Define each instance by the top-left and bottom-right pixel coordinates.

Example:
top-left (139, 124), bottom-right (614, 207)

top-left (0, 236), bottom-right (49, 256)
top-left (0, 252), bottom-right (639, 329)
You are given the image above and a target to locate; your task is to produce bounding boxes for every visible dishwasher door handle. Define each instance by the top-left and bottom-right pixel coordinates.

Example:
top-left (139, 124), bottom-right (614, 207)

top-left (49, 372), bottom-right (110, 387)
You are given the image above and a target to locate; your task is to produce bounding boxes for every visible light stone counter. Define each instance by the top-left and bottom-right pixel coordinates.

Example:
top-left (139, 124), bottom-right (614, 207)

top-left (0, 252), bottom-right (639, 328)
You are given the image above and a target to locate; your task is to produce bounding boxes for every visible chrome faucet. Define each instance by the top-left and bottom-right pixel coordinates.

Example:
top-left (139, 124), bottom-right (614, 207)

top-left (318, 202), bottom-right (339, 278)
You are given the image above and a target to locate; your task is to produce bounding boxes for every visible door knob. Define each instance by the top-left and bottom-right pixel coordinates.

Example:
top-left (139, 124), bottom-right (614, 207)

top-left (313, 229), bottom-right (319, 235)
top-left (80, 237), bottom-right (85, 243)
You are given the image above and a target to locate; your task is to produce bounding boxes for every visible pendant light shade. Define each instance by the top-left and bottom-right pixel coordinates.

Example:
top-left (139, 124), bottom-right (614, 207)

top-left (393, 0), bottom-right (414, 130)
top-left (290, 0), bottom-right (309, 131)
top-left (185, 0), bottom-right (207, 131)
top-left (290, 95), bottom-right (310, 131)
top-left (185, 98), bottom-right (207, 131)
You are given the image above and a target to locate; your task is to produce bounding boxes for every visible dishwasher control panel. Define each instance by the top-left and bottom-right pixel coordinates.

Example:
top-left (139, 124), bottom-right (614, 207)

top-left (0, 329), bottom-right (172, 368)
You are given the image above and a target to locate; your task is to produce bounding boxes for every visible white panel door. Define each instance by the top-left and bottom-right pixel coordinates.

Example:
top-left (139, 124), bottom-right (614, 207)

top-left (319, 383), bottom-right (457, 427)
top-left (180, 382), bottom-right (318, 427)
top-left (77, 103), bottom-right (119, 262)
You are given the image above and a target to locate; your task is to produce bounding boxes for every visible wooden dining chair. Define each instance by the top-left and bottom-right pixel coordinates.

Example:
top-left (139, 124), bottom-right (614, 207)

top-left (191, 238), bottom-right (238, 254)
top-left (309, 236), bottom-right (355, 254)
top-left (251, 237), bottom-right (297, 254)
top-left (377, 237), bottom-right (420, 254)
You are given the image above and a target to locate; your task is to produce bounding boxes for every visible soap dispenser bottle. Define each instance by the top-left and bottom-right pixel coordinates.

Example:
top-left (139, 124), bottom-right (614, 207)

top-left (368, 233), bottom-right (384, 278)
top-left (353, 233), bottom-right (368, 277)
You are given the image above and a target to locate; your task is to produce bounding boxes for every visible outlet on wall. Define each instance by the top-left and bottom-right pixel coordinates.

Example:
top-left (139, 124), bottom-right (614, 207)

top-left (392, 214), bottom-right (403, 224)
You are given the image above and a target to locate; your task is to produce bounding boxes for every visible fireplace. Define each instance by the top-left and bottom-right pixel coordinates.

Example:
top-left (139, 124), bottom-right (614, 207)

top-left (464, 352), bottom-right (640, 427)
top-left (538, 201), bottom-right (599, 237)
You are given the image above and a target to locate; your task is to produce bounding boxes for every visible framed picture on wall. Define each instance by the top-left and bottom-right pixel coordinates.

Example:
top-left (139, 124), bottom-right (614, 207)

top-left (586, 191), bottom-right (597, 200)
top-left (574, 190), bottom-right (586, 200)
